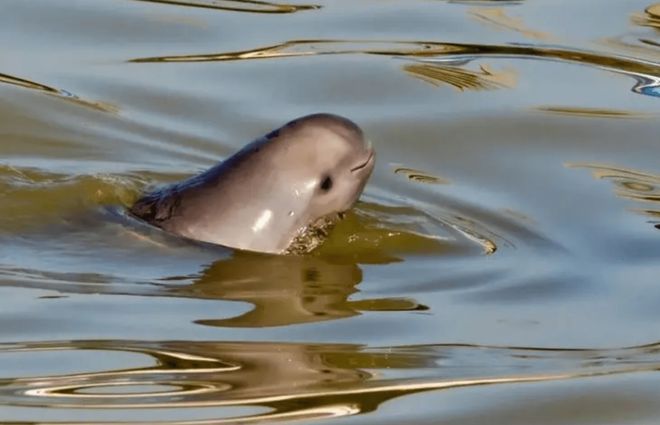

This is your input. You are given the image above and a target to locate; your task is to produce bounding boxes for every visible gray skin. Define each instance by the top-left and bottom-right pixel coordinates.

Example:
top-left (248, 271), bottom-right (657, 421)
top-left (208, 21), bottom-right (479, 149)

top-left (129, 113), bottom-right (375, 254)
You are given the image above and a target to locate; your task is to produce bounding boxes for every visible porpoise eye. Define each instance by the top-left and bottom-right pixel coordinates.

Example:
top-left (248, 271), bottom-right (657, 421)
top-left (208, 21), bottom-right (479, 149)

top-left (320, 175), bottom-right (333, 192)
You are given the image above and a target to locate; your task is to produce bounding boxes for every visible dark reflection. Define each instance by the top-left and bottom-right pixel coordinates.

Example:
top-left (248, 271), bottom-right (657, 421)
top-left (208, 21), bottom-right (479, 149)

top-left (393, 166), bottom-right (450, 184)
top-left (535, 106), bottom-right (653, 119)
top-left (130, 0), bottom-right (320, 13)
top-left (448, 0), bottom-right (525, 4)
top-left (171, 253), bottom-right (427, 327)
top-left (2, 339), bottom-right (660, 423)
top-left (0, 245), bottom-right (426, 328)
top-left (129, 39), bottom-right (660, 97)
top-left (0, 72), bottom-right (117, 113)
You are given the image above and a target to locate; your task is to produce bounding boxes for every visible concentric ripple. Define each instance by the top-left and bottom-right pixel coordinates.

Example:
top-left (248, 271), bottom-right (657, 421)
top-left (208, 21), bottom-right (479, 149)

top-left (1, 339), bottom-right (660, 423)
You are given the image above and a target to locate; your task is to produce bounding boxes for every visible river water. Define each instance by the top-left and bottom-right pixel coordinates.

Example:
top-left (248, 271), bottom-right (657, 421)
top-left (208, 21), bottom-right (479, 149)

top-left (1, 1), bottom-right (659, 423)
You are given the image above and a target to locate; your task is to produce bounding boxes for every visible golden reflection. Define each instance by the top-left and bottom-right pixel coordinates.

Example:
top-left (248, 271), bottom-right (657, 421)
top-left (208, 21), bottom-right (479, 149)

top-left (170, 252), bottom-right (428, 327)
top-left (0, 72), bottom-right (118, 113)
top-left (632, 3), bottom-right (660, 30)
top-left (318, 203), bottom-right (485, 258)
top-left (131, 0), bottom-right (320, 13)
top-left (393, 166), bottom-right (450, 184)
top-left (0, 239), bottom-right (426, 327)
top-left (600, 36), bottom-right (660, 63)
top-left (0, 168), bottom-right (490, 315)
top-left (0, 168), bottom-right (137, 233)
top-left (3, 339), bottom-right (660, 423)
top-left (404, 62), bottom-right (517, 91)
top-left (568, 163), bottom-right (660, 203)
top-left (469, 7), bottom-right (554, 41)
top-left (567, 163), bottom-right (660, 227)
top-left (128, 39), bottom-right (660, 97)
top-left (128, 40), bottom-right (465, 63)
top-left (536, 106), bottom-right (653, 119)
top-left (126, 39), bottom-right (658, 74)
top-left (448, 214), bottom-right (500, 254)
top-left (449, 0), bottom-right (526, 4)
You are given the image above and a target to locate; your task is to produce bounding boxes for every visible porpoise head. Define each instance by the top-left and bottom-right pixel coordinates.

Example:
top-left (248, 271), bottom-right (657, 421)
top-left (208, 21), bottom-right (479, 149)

top-left (130, 113), bottom-right (375, 254)
top-left (263, 113), bottom-right (375, 220)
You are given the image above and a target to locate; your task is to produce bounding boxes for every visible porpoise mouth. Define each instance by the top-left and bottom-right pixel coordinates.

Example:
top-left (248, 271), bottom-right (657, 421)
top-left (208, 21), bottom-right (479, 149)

top-left (350, 149), bottom-right (375, 173)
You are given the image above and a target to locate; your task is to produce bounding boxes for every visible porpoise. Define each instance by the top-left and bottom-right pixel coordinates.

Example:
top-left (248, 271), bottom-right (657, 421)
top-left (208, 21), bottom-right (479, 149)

top-left (129, 113), bottom-right (375, 254)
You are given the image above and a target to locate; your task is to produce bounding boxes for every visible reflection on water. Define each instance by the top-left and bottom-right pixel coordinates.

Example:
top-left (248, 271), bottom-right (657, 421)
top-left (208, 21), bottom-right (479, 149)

top-left (131, 0), bottom-right (320, 13)
top-left (175, 253), bottom-right (427, 328)
top-left (129, 39), bottom-right (660, 97)
top-left (569, 163), bottom-right (660, 228)
top-left (535, 106), bottom-right (653, 119)
top-left (632, 3), bottom-right (660, 29)
top-left (468, 7), bottom-right (554, 41)
top-left (403, 62), bottom-right (517, 91)
top-left (393, 166), bottom-right (450, 184)
top-left (1, 0), bottom-right (660, 423)
top-left (0, 73), bottom-right (117, 113)
top-left (2, 339), bottom-right (660, 423)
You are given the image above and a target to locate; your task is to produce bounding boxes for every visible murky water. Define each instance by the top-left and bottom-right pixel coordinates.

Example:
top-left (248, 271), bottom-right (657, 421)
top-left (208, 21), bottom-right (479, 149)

top-left (1, 0), bottom-right (659, 423)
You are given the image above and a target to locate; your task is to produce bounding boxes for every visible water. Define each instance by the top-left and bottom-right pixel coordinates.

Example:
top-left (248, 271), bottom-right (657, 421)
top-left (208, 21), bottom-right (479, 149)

top-left (1, 0), bottom-right (659, 423)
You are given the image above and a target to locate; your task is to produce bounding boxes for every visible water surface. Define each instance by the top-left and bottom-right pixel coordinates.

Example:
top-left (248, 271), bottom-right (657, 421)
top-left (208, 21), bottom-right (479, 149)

top-left (1, 0), bottom-right (659, 423)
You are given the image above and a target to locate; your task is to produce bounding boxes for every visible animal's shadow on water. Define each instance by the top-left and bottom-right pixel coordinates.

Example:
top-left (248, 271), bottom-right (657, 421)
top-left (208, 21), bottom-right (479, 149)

top-left (108, 205), bottom-right (430, 327)
top-left (0, 166), bottom-right (557, 329)
top-left (0, 204), bottom-right (430, 328)
top-left (165, 252), bottom-right (428, 328)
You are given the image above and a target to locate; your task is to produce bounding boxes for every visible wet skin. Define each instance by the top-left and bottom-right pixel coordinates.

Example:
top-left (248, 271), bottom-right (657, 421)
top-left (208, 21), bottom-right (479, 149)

top-left (130, 114), bottom-right (375, 254)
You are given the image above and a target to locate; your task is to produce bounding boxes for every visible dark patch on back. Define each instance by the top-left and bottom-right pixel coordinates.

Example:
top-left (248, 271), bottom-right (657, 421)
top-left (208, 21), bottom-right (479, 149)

top-left (265, 128), bottom-right (280, 140)
top-left (129, 187), bottom-right (180, 225)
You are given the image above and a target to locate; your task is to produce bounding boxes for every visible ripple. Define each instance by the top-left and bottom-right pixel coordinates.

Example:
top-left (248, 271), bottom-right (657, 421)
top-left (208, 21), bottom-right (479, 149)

top-left (0, 72), bottom-right (118, 113)
top-left (0, 223), bottom-right (433, 328)
top-left (535, 106), bottom-right (654, 119)
top-left (319, 201), bottom-right (493, 259)
top-left (403, 62), bottom-right (517, 91)
top-left (568, 163), bottom-right (660, 203)
top-left (129, 0), bottom-right (320, 13)
top-left (632, 3), bottom-right (660, 30)
top-left (2, 339), bottom-right (660, 423)
top-left (128, 39), bottom-right (660, 97)
top-left (567, 163), bottom-right (660, 228)
top-left (468, 6), bottom-right (554, 41)
top-left (0, 165), bottom-right (139, 232)
top-left (449, 0), bottom-right (526, 4)
top-left (393, 166), bottom-right (450, 184)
